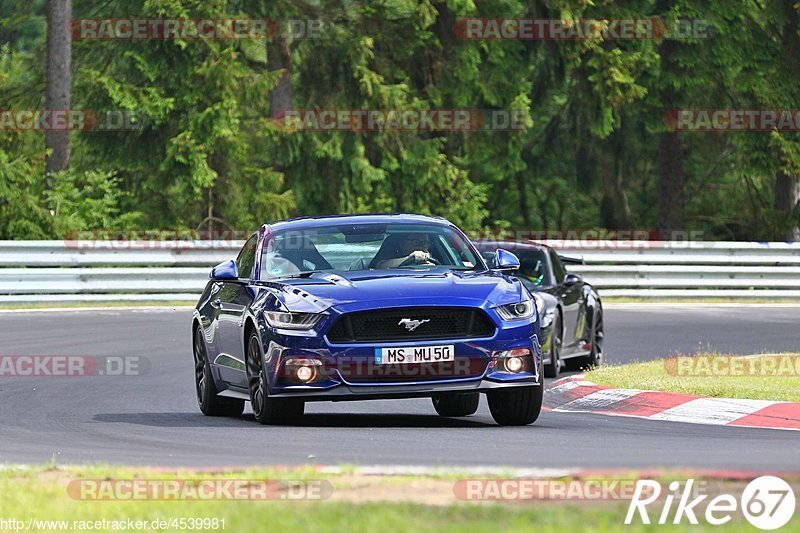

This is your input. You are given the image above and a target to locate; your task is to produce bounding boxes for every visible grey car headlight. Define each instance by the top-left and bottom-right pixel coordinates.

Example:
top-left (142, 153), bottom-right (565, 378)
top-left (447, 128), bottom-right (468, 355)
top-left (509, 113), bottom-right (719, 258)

top-left (265, 311), bottom-right (322, 330)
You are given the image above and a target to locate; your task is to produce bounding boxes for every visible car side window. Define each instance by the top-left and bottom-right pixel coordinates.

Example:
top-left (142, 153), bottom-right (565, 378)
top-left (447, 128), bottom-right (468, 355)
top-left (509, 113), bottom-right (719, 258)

top-left (550, 249), bottom-right (566, 284)
top-left (236, 234), bottom-right (258, 280)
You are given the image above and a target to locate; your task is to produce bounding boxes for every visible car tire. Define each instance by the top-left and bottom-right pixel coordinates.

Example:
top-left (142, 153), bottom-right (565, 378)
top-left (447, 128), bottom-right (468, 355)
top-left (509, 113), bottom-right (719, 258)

top-left (432, 393), bottom-right (480, 417)
top-left (487, 384), bottom-right (543, 426)
top-left (193, 327), bottom-right (245, 417)
top-left (246, 331), bottom-right (304, 425)
top-left (543, 314), bottom-right (561, 378)
top-left (585, 306), bottom-right (604, 368)
top-left (568, 307), bottom-right (604, 371)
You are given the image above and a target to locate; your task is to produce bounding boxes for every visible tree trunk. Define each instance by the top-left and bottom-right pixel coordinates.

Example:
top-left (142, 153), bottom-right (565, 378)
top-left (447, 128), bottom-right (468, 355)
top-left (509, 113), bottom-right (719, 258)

top-left (657, 40), bottom-right (686, 239)
top-left (45, 0), bottom-right (72, 196)
top-left (268, 34), bottom-right (292, 117)
top-left (515, 173), bottom-right (531, 227)
top-left (597, 128), bottom-right (633, 230)
top-left (775, 170), bottom-right (800, 240)
top-left (599, 171), bottom-right (633, 230)
top-left (657, 129), bottom-right (686, 238)
top-left (774, 1), bottom-right (800, 240)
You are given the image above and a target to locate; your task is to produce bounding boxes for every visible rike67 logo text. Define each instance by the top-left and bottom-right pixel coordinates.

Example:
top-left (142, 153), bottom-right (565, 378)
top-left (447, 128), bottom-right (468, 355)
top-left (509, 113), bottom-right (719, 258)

top-left (626, 476), bottom-right (796, 529)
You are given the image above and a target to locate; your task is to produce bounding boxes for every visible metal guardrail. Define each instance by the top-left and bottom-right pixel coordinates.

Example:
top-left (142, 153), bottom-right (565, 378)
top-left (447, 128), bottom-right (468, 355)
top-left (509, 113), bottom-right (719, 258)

top-left (551, 241), bottom-right (800, 265)
top-left (1, 240), bottom-right (799, 303)
top-left (0, 241), bottom-right (239, 267)
top-left (553, 241), bottom-right (800, 298)
top-left (0, 241), bottom-right (238, 303)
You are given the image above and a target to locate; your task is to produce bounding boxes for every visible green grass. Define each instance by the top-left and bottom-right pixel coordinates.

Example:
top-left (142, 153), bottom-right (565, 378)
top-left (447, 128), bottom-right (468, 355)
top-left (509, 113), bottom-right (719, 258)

top-left (586, 354), bottom-right (800, 402)
top-left (2, 465), bottom-right (796, 532)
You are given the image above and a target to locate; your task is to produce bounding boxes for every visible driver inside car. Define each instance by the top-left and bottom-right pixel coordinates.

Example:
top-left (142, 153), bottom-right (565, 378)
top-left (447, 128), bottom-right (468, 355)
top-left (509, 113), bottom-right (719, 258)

top-left (377, 233), bottom-right (435, 268)
top-left (518, 258), bottom-right (545, 285)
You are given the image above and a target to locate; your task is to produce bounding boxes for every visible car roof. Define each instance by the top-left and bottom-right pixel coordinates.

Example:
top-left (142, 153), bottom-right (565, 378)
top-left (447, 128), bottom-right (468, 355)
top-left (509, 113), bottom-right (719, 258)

top-left (474, 240), bottom-right (551, 252)
top-left (266, 213), bottom-right (451, 231)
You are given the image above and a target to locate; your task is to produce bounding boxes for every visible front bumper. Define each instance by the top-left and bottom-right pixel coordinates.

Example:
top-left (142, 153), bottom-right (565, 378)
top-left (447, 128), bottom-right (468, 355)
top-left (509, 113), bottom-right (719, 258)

top-left (269, 375), bottom-right (540, 401)
top-left (258, 313), bottom-right (542, 401)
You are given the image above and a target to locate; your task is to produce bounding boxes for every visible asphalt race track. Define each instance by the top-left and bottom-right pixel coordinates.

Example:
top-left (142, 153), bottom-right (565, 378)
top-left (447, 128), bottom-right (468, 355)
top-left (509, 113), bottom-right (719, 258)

top-left (1, 305), bottom-right (798, 470)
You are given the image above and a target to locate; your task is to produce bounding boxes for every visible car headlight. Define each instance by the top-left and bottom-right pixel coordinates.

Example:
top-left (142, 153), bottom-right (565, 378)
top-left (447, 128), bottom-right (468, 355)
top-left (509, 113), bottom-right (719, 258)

top-left (497, 299), bottom-right (534, 320)
top-left (265, 311), bottom-right (322, 330)
top-left (496, 295), bottom-right (545, 321)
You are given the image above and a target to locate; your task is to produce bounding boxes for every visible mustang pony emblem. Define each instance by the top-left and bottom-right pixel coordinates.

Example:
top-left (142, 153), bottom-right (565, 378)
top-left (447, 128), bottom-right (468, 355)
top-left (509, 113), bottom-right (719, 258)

top-left (398, 318), bottom-right (430, 332)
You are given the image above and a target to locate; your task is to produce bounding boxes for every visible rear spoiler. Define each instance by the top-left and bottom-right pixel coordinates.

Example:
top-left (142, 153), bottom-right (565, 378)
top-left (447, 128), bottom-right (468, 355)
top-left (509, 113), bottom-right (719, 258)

top-left (558, 254), bottom-right (585, 265)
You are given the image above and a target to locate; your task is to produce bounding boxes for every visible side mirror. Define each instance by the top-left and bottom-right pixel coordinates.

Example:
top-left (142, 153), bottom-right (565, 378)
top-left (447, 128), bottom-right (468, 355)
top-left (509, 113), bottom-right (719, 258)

top-left (564, 273), bottom-right (583, 286)
top-left (210, 260), bottom-right (238, 281)
top-left (493, 249), bottom-right (520, 271)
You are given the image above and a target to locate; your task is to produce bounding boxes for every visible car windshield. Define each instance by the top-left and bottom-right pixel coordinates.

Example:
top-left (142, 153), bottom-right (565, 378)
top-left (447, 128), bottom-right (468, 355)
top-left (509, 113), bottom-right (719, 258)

top-left (480, 248), bottom-right (550, 287)
top-left (260, 223), bottom-right (484, 279)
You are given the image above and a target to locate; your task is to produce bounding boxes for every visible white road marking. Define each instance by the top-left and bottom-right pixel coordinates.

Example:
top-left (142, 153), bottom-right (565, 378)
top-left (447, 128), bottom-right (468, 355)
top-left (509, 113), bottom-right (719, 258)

top-left (555, 388), bottom-right (643, 410)
top-left (546, 380), bottom-right (596, 393)
top-left (650, 398), bottom-right (780, 425)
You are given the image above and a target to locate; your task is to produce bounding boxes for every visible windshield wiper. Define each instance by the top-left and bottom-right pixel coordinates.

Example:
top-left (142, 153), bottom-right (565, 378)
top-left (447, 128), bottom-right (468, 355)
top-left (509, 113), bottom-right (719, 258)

top-left (272, 271), bottom-right (320, 279)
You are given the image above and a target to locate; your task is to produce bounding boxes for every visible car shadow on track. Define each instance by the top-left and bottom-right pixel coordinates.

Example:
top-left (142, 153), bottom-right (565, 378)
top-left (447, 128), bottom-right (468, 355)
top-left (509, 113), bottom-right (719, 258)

top-left (92, 413), bottom-right (254, 428)
top-left (288, 413), bottom-right (493, 428)
top-left (92, 412), bottom-right (495, 428)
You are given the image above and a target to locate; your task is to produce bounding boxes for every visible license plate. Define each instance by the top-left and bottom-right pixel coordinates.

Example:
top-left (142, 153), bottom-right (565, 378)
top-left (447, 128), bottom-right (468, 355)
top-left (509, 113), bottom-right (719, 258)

top-left (374, 345), bottom-right (455, 364)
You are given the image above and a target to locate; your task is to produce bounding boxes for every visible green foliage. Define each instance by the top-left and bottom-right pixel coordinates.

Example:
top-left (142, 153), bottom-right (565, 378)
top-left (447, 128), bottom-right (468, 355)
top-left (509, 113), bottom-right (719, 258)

top-left (1, 0), bottom-right (799, 239)
top-left (45, 169), bottom-right (145, 236)
top-left (0, 43), bottom-right (48, 239)
top-left (0, 147), bottom-right (49, 239)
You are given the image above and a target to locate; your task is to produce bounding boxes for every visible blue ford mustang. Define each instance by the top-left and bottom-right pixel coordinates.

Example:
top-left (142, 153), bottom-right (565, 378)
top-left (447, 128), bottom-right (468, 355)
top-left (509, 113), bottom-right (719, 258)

top-left (192, 214), bottom-right (545, 425)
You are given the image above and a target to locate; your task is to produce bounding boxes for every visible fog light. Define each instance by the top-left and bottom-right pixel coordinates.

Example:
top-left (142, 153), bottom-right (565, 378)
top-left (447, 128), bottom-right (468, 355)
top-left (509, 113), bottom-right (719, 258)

top-left (505, 356), bottom-right (524, 373)
top-left (295, 365), bottom-right (315, 382)
top-left (284, 357), bottom-right (323, 383)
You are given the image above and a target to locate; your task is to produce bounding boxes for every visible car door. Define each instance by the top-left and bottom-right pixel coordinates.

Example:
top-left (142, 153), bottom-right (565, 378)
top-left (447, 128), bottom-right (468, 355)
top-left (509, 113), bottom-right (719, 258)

top-left (215, 233), bottom-right (258, 387)
top-left (550, 248), bottom-right (583, 352)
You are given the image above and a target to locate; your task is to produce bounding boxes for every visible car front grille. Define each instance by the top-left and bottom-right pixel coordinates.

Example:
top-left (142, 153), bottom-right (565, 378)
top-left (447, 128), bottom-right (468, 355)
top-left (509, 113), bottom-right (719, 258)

top-left (326, 306), bottom-right (496, 343)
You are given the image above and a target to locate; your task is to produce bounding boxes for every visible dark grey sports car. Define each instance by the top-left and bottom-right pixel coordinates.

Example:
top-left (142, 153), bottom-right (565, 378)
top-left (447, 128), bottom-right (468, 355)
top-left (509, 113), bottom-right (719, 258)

top-left (475, 241), bottom-right (603, 378)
